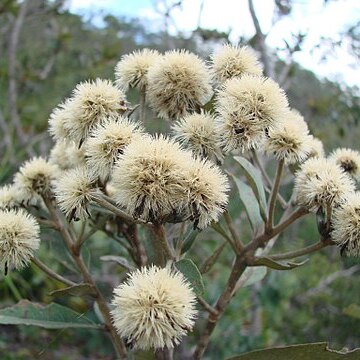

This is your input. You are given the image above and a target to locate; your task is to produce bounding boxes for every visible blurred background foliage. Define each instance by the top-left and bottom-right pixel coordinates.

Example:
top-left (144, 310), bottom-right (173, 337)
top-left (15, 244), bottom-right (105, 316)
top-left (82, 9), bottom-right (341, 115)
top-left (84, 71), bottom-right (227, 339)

top-left (0, 0), bottom-right (360, 359)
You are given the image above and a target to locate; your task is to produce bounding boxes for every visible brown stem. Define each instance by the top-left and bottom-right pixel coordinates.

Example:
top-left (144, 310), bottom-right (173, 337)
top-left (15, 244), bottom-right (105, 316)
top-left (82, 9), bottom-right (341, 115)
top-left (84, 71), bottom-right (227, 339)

top-left (123, 224), bottom-right (148, 267)
top-left (197, 296), bottom-right (218, 316)
top-left (223, 211), bottom-right (244, 252)
top-left (139, 85), bottom-right (147, 124)
top-left (271, 207), bottom-right (309, 238)
top-left (152, 224), bottom-right (175, 266)
top-left (32, 257), bottom-right (76, 287)
top-left (194, 256), bottom-right (247, 359)
top-left (42, 196), bottom-right (128, 359)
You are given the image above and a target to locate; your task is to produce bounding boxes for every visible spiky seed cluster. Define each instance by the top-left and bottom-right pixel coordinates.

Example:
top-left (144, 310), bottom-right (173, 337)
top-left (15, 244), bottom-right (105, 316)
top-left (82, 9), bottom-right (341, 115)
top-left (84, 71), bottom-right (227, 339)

top-left (307, 135), bottom-right (325, 159)
top-left (53, 166), bottom-right (96, 221)
top-left (112, 136), bottom-right (191, 223)
top-left (329, 148), bottom-right (360, 180)
top-left (181, 158), bottom-right (229, 228)
top-left (172, 112), bottom-right (223, 161)
top-left (332, 192), bottom-right (360, 256)
top-left (84, 116), bottom-right (143, 181)
top-left (0, 208), bottom-right (40, 271)
top-left (216, 74), bottom-right (289, 152)
top-left (111, 266), bottom-right (197, 350)
top-left (48, 99), bottom-right (74, 141)
top-left (49, 140), bottom-right (86, 170)
top-left (0, 185), bottom-right (18, 210)
top-left (265, 110), bottom-right (311, 164)
top-left (115, 49), bottom-right (160, 90)
top-left (210, 44), bottom-right (263, 85)
top-left (294, 158), bottom-right (355, 211)
top-left (14, 157), bottom-right (59, 202)
top-left (147, 50), bottom-right (212, 120)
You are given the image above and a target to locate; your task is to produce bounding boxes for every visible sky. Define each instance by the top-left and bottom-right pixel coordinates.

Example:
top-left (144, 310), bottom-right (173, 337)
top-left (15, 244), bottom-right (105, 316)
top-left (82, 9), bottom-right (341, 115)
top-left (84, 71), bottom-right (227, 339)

top-left (68, 0), bottom-right (360, 87)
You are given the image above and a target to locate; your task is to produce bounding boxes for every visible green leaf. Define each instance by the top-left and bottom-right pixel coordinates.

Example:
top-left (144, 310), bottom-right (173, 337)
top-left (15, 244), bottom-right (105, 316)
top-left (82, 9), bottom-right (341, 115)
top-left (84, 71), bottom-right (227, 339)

top-left (200, 241), bottom-right (227, 274)
top-left (242, 267), bottom-right (267, 287)
top-left (0, 300), bottom-right (102, 329)
top-left (231, 175), bottom-right (264, 231)
top-left (175, 259), bottom-right (205, 296)
top-left (100, 255), bottom-right (135, 271)
top-left (343, 304), bottom-right (360, 319)
top-left (49, 283), bottom-right (96, 298)
top-left (234, 156), bottom-right (267, 221)
top-left (227, 342), bottom-right (360, 359)
top-left (181, 228), bottom-right (202, 254)
top-left (253, 257), bottom-right (309, 270)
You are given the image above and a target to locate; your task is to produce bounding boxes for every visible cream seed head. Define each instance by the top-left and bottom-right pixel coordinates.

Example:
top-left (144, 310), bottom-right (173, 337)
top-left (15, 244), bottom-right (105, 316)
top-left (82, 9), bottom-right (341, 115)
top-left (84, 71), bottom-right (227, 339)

top-left (0, 184), bottom-right (18, 210)
top-left (49, 140), bottom-right (86, 170)
top-left (329, 148), bottom-right (360, 180)
top-left (332, 192), bottom-right (360, 256)
top-left (0, 208), bottom-right (40, 272)
top-left (48, 99), bottom-right (73, 141)
top-left (147, 50), bottom-right (212, 120)
top-left (181, 157), bottom-right (229, 229)
top-left (307, 135), bottom-right (325, 159)
top-left (112, 135), bottom-right (191, 223)
top-left (14, 157), bottom-right (59, 202)
top-left (294, 158), bottom-right (355, 211)
top-left (172, 111), bottom-right (223, 161)
top-left (84, 116), bottom-right (143, 181)
top-left (66, 79), bottom-right (128, 146)
top-left (210, 44), bottom-right (263, 85)
top-left (265, 111), bottom-right (311, 164)
top-left (216, 75), bottom-right (289, 153)
top-left (115, 48), bottom-right (160, 90)
top-left (111, 266), bottom-right (197, 350)
top-left (53, 166), bottom-right (96, 221)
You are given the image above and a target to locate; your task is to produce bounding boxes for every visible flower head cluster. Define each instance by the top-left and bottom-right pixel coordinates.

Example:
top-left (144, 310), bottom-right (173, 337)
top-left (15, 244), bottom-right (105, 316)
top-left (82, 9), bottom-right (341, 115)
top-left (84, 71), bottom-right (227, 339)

top-left (265, 110), bottom-right (311, 164)
top-left (332, 192), bottom-right (360, 256)
top-left (53, 166), bottom-right (96, 221)
top-left (14, 157), bottom-right (59, 202)
top-left (210, 44), bottom-right (262, 85)
top-left (115, 48), bottom-right (160, 90)
top-left (84, 116), bottom-right (143, 181)
top-left (216, 74), bottom-right (289, 152)
top-left (329, 148), bottom-right (360, 181)
top-left (112, 135), bottom-right (229, 228)
top-left (0, 208), bottom-right (40, 271)
top-left (0, 185), bottom-right (18, 210)
top-left (49, 140), bottom-right (86, 170)
top-left (172, 111), bottom-right (223, 161)
top-left (294, 158), bottom-right (355, 211)
top-left (111, 266), bottom-right (197, 350)
top-left (307, 135), bottom-right (325, 159)
top-left (147, 50), bottom-right (212, 119)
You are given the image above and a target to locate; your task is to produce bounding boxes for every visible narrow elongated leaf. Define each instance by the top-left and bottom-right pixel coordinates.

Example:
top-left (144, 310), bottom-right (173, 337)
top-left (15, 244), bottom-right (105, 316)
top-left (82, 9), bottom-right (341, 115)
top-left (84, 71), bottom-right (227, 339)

top-left (227, 342), bottom-right (360, 359)
top-left (0, 300), bottom-right (102, 329)
top-left (242, 267), bottom-right (267, 287)
top-left (100, 255), bottom-right (135, 271)
top-left (200, 241), bottom-right (227, 274)
top-left (232, 175), bottom-right (264, 231)
top-left (175, 259), bottom-right (204, 296)
top-left (234, 156), bottom-right (267, 221)
top-left (181, 228), bottom-right (202, 254)
top-left (49, 283), bottom-right (96, 298)
top-left (343, 304), bottom-right (360, 319)
top-left (253, 257), bottom-right (309, 270)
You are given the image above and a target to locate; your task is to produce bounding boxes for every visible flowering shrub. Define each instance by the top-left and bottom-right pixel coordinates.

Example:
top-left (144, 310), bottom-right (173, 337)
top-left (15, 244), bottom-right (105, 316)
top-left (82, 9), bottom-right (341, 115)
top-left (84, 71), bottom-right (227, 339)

top-left (1, 45), bottom-right (360, 359)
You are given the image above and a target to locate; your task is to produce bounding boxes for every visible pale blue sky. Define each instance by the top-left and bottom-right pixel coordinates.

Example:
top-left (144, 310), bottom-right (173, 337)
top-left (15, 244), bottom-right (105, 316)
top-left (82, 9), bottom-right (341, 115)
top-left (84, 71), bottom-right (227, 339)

top-left (68, 0), bottom-right (360, 87)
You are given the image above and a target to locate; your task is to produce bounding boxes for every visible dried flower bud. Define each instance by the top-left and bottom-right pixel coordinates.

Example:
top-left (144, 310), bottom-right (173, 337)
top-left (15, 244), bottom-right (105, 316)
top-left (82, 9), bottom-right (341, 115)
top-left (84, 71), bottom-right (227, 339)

top-left (0, 208), bottom-right (40, 272)
top-left (306, 135), bottom-right (325, 159)
top-left (0, 184), bottom-right (19, 210)
top-left (49, 140), bottom-right (86, 170)
top-left (111, 266), bottom-right (197, 350)
top-left (329, 148), bottom-right (360, 181)
top-left (147, 50), bottom-right (212, 120)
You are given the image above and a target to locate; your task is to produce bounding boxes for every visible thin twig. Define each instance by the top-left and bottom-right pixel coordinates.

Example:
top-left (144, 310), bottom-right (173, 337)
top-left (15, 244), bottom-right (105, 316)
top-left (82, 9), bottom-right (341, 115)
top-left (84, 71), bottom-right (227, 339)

top-left (197, 296), bottom-right (218, 316)
top-left (223, 211), bottom-right (244, 252)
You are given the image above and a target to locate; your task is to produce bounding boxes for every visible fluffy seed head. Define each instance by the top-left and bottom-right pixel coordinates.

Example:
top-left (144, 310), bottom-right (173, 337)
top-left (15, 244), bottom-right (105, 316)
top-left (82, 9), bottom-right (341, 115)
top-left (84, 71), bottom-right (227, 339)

top-left (147, 50), bottom-right (212, 120)
top-left (84, 116), bottom-right (143, 181)
top-left (332, 192), bottom-right (360, 256)
top-left (115, 49), bottom-right (160, 90)
top-left (14, 157), bottom-right (59, 202)
top-left (181, 158), bottom-right (229, 229)
top-left (48, 99), bottom-right (73, 141)
top-left (329, 148), bottom-right (360, 180)
top-left (265, 110), bottom-right (311, 164)
top-left (294, 158), bottom-right (355, 211)
top-left (307, 135), bottom-right (325, 159)
top-left (112, 135), bottom-right (191, 223)
top-left (210, 44), bottom-right (263, 85)
top-left (65, 79), bottom-right (128, 145)
top-left (49, 140), bottom-right (86, 170)
top-left (216, 74), bottom-right (289, 152)
top-left (172, 111), bottom-right (223, 161)
top-left (0, 185), bottom-right (18, 210)
top-left (53, 166), bottom-right (96, 221)
top-left (111, 266), bottom-right (197, 350)
top-left (0, 208), bottom-right (40, 271)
